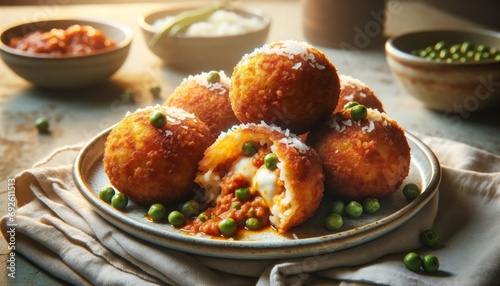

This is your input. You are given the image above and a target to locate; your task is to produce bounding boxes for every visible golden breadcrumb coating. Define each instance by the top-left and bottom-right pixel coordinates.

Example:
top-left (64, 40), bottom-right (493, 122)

top-left (165, 71), bottom-right (239, 137)
top-left (195, 122), bottom-right (324, 233)
top-left (230, 40), bottom-right (340, 135)
top-left (307, 108), bottom-right (410, 200)
top-left (334, 75), bottom-right (385, 113)
top-left (103, 105), bottom-right (214, 205)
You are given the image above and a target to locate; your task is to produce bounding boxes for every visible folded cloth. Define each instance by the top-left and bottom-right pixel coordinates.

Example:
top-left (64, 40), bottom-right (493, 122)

top-left (2, 136), bottom-right (500, 286)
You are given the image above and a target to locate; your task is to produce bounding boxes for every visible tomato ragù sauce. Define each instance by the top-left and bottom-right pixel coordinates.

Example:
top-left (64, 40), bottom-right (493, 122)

top-left (9, 24), bottom-right (115, 55)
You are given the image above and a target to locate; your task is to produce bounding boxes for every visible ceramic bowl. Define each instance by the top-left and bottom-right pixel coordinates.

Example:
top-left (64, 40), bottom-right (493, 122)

top-left (0, 18), bottom-right (132, 89)
top-left (385, 29), bottom-right (500, 112)
top-left (137, 5), bottom-right (271, 73)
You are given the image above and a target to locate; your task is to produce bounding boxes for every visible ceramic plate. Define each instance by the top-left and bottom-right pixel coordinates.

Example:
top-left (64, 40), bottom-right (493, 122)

top-left (73, 126), bottom-right (440, 259)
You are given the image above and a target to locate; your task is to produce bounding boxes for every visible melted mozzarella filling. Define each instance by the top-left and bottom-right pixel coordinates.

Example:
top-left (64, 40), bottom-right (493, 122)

top-left (230, 156), bottom-right (280, 206)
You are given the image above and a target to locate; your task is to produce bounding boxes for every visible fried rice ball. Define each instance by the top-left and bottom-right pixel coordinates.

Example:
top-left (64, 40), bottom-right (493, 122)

top-left (307, 108), bottom-right (410, 200)
top-left (334, 75), bottom-right (385, 113)
top-left (103, 105), bottom-right (214, 206)
top-left (230, 40), bottom-right (340, 135)
top-left (164, 70), bottom-right (239, 137)
top-left (193, 122), bottom-right (324, 235)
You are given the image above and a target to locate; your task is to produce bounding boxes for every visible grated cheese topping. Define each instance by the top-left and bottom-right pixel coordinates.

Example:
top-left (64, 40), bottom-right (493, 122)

top-left (242, 40), bottom-right (326, 70)
top-left (125, 105), bottom-right (198, 133)
top-left (182, 70), bottom-right (230, 95)
top-left (327, 108), bottom-right (390, 134)
top-left (339, 74), bottom-right (368, 91)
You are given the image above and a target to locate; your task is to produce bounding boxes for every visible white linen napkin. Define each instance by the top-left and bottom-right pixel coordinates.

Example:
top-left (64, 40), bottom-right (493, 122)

top-left (2, 135), bottom-right (499, 286)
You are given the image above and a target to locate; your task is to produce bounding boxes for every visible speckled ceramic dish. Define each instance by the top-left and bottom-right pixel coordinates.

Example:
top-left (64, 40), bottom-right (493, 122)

top-left (73, 126), bottom-right (440, 259)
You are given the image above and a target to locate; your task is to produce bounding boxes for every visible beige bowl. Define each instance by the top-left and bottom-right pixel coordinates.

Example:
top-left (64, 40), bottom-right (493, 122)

top-left (0, 18), bottom-right (132, 89)
top-left (137, 5), bottom-right (271, 73)
top-left (385, 29), bottom-right (500, 112)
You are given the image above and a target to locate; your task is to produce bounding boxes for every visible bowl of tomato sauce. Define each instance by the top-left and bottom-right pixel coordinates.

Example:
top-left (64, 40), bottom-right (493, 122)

top-left (0, 18), bottom-right (132, 89)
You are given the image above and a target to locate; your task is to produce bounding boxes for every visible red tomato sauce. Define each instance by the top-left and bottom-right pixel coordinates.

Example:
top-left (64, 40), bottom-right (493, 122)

top-left (9, 24), bottom-right (116, 55)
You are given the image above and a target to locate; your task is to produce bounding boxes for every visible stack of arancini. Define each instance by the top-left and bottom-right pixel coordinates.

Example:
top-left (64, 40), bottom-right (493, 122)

top-left (102, 39), bottom-right (411, 237)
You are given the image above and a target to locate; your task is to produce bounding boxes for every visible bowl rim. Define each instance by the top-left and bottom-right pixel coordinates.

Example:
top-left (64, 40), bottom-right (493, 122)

top-left (385, 28), bottom-right (500, 66)
top-left (137, 4), bottom-right (271, 40)
top-left (0, 17), bottom-right (133, 60)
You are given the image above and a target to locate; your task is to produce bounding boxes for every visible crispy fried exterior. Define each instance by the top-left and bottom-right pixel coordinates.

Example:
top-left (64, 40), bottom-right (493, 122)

top-left (307, 109), bottom-right (410, 200)
top-left (196, 123), bottom-right (324, 233)
top-left (165, 71), bottom-right (239, 137)
top-left (230, 40), bottom-right (340, 135)
top-left (334, 75), bottom-right (385, 113)
top-left (103, 105), bottom-right (214, 206)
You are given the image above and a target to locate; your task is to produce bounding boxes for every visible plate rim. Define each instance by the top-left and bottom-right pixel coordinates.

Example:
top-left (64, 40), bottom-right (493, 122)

top-left (73, 126), bottom-right (441, 259)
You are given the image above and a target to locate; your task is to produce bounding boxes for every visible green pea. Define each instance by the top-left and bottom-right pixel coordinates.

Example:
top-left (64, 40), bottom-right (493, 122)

top-left (168, 211), bottom-right (185, 227)
top-left (235, 187), bottom-right (251, 201)
top-left (343, 101), bottom-right (359, 110)
top-left (331, 201), bottom-right (345, 215)
top-left (424, 46), bottom-right (433, 54)
top-left (150, 111), bottom-right (167, 128)
top-left (350, 104), bottom-right (367, 121)
top-left (181, 200), bottom-right (200, 217)
top-left (439, 49), bottom-right (449, 59)
top-left (121, 89), bottom-right (135, 103)
top-left (197, 212), bottom-right (209, 222)
top-left (245, 217), bottom-right (262, 230)
top-left (148, 203), bottom-right (167, 221)
top-left (495, 54), bottom-right (500, 61)
top-left (460, 41), bottom-right (473, 54)
top-left (422, 254), bottom-right (439, 274)
top-left (242, 141), bottom-right (259, 156)
top-left (98, 187), bottom-right (115, 203)
top-left (218, 218), bottom-right (237, 236)
top-left (35, 117), bottom-right (50, 133)
top-left (445, 58), bottom-right (454, 63)
top-left (324, 213), bottom-right (343, 231)
top-left (150, 85), bottom-right (161, 97)
top-left (459, 57), bottom-right (468, 63)
top-left (428, 51), bottom-right (437, 60)
top-left (111, 193), bottom-right (128, 210)
top-left (403, 183), bottom-right (420, 201)
top-left (482, 52), bottom-right (491, 59)
top-left (419, 49), bottom-right (428, 57)
top-left (466, 50), bottom-right (475, 58)
top-left (489, 47), bottom-right (498, 55)
top-left (231, 202), bottom-right (241, 210)
top-left (434, 41), bottom-right (446, 51)
top-left (449, 44), bottom-right (461, 54)
top-left (420, 229), bottom-right (439, 247)
top-left (264, 153), bottom-right (279, 170)
top-left (345, 201), bottom-right (363, 218)
top-left (473, 52), bottom-right (482, 62)
top-left (362, 198), bottom-right (380, 214)
top-left (476, 44), bottom-right (487, 52)
top-left (403, 252), bottom-right (422, 272)
top-left (451, 53), bottom-right (460, 60)
top-left (206, 70), bottom-right (221, 83)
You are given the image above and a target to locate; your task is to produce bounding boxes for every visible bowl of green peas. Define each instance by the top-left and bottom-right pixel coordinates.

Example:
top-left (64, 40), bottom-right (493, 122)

top-left (385, 29), bottom-right (500, 112)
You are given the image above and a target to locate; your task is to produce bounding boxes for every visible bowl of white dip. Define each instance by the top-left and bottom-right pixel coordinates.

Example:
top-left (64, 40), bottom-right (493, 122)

top-left (138, 4), bottom-right (271, 73)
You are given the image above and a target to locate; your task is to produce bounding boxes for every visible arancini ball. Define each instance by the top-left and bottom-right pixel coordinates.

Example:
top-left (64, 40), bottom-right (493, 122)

top-left (193, 122), bottom-right (324, 235)
top-left (334, 75), bottom-right (385, 113)
top-left (103, 105), bottom-right (214, 206)
top-left (230, 40), bottom-right (340, 135)
top-left (165, 70), bottom-right (239, 137)
top-left (307, 107), bottom-right (410, 200)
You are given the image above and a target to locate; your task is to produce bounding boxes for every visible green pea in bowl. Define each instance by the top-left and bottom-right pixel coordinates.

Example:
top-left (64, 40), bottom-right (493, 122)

top-left (385, 29), bottom-right (500, 112)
